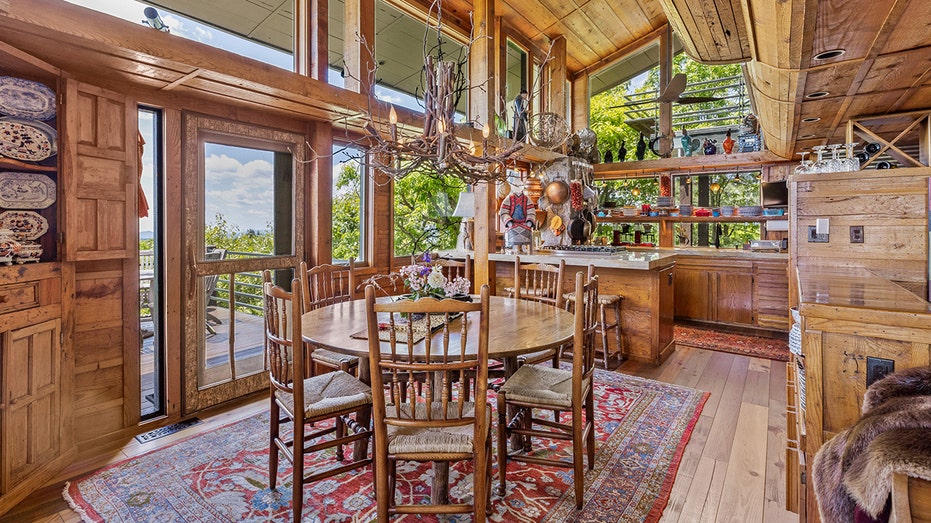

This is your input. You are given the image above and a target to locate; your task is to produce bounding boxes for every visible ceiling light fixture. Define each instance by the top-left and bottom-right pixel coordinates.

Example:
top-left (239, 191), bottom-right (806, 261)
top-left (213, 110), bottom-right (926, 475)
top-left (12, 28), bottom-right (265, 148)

top-left (805, 91), bottom-right (830, 99)
top-left (814, 49), bottom-right (845, 60)
top-left (800, 134), bottom-right (817, 139)
top-left (802, 117), bottom-right (821, 123)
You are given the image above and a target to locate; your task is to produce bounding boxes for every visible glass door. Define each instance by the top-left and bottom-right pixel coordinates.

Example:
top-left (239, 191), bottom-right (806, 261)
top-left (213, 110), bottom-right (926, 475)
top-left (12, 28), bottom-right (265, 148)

top-left (181, 115), bottom-right (305, 413)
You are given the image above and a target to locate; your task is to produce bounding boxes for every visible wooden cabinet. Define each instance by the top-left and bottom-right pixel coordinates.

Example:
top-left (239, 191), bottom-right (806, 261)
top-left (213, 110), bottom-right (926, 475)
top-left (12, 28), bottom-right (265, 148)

top-left (674, 255), bottom-right (788, 332)
top-left (0, 264), bottom-right (70, 514)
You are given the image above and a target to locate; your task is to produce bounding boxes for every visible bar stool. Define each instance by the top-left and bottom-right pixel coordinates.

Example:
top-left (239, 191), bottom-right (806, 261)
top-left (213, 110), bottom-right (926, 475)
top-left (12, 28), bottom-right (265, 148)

top-left (563, 264), bottom-right (625, 368)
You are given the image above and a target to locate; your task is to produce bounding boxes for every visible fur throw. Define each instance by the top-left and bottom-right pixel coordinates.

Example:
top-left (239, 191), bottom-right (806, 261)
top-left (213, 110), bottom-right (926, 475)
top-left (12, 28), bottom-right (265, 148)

top-left (813, 366), bottom-right (931, 522)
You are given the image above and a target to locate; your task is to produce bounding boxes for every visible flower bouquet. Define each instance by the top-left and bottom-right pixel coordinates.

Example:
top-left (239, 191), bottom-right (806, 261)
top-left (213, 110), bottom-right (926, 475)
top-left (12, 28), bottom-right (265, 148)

top-left (398, 253), bottom-right (471, 302)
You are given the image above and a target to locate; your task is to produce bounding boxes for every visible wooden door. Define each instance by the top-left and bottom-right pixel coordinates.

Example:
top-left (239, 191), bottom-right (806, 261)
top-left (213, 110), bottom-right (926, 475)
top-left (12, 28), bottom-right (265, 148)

top-left (180, 113), bottom-right (305, 414)
top-left (1, 319), bottom-right (62, 493)
top-left (674, 266), bottom-right (711, 321)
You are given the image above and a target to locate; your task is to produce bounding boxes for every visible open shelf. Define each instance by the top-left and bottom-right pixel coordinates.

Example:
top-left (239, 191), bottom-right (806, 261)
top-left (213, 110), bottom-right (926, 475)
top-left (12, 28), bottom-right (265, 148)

top-left (597, 215), bottom-right (782, 223)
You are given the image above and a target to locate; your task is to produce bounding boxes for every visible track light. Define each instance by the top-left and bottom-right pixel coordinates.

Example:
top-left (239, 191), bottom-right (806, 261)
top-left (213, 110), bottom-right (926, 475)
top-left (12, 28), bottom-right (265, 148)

top-left (143, 7), bottom-right (170, 32)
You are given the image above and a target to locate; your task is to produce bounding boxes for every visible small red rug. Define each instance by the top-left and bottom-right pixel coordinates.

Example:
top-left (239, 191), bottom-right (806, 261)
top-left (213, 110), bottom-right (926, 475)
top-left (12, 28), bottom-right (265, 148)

top-left (65, 370), bottom-right (707, 522)
top-left (674, 324), bottom-right (790, 361)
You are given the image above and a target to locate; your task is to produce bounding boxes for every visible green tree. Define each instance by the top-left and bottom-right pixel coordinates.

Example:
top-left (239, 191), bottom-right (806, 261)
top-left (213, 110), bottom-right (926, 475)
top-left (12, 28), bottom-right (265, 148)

top-left (393, 173), bottom-right (465, 256)
top-left (332, 161), bottom-right (362, 261)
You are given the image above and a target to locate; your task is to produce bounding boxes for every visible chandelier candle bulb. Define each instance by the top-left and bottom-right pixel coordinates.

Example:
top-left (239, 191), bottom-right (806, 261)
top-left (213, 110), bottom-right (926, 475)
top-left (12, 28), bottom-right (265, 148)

top-left (388, 105), bottom-right (398, 142)
top-left (482, 123), bottom-right (490, 154)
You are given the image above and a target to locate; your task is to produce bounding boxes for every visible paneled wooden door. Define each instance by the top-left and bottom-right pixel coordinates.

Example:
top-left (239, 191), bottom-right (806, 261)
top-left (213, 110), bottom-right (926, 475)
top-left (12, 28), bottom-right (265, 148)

top-left (181, 114), bottom-right (305, 414)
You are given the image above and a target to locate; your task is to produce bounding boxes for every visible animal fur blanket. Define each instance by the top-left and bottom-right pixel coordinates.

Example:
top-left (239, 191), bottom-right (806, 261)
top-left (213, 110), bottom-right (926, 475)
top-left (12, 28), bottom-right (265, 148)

top-left (812, 366), bottom-right (931, 522)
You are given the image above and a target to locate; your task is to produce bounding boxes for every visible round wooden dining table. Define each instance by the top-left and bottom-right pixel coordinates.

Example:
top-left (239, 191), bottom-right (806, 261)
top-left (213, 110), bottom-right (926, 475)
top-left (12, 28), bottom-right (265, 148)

top-left (301, 294), bottom-right (575, 504)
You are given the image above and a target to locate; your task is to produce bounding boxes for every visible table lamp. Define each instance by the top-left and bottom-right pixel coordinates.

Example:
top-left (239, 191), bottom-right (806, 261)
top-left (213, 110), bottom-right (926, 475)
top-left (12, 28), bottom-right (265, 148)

top-left (452, 190), bottom-right (475, 251)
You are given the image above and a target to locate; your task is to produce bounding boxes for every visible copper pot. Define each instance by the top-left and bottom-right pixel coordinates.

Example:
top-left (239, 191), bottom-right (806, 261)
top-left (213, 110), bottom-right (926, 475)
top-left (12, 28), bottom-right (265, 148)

top-left (544, 180), bottom-right (570, 204)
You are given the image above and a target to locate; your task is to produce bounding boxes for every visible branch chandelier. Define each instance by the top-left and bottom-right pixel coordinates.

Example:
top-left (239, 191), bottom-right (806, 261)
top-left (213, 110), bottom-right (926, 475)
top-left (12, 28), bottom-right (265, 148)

top-left (358, 1), bottom-right (529, 184)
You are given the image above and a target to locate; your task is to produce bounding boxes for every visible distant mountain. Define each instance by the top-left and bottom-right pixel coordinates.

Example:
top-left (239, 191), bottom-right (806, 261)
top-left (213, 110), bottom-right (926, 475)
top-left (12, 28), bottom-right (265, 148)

top-left (140, 231), bottom-right (154, 240)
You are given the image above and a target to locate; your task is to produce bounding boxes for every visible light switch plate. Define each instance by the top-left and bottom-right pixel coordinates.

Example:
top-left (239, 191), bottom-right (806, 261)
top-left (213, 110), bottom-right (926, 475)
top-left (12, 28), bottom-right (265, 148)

top-left (807, 225), bottom-right (829, 243)
top-left (850, 226), bottom-right (864, 243)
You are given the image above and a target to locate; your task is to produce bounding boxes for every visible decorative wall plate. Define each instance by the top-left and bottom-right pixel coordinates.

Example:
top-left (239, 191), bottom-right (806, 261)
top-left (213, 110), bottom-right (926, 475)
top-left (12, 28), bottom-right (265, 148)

top-left (0, 117), bottom-right (57, 161)
top-left (0, 210), bottom-right (49, 240)
top-left (0, 77), bottom-right (57, 120)
top-left (0, 172), bottom-right (56, 209)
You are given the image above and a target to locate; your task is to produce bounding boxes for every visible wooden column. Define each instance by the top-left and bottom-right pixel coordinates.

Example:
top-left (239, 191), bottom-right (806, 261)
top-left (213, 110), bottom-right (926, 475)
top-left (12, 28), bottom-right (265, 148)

top-left (343, 0), bottom-right (375, 94)
top-left (571, 73), bottom-right (589, 132)
top-left (295, 0), bottom-right (330, 80)
top-left (658, 26), bottom-right (673, 157)
top-left (307, 121), bottom-right (333, 264)
top-left (470, 0), bottom-right (497, 289)
top-left (545, 35), bottom-right (567, 119)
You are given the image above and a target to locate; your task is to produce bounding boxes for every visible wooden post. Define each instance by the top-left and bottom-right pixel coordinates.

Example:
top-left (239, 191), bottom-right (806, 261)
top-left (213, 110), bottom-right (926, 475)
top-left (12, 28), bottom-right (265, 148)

top-left (308, 121), bottom-right (333, 265)
top-left (343, 0), bottom-right (374, 95)
top-left (470, 0), bottom-right (497, 290)
top-left (658, 26), bottom-right (672, 158)
top-left (546, 35), bottom-right (567, 119)
top-left (571, 73), bottom-right (589, 132)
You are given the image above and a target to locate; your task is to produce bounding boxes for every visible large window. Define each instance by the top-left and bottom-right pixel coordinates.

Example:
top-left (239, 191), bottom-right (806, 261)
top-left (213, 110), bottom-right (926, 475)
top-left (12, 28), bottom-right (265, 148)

top-left (332, 145), bottom-right (366, 262)
top-left (65, 1), bottom-right (293, 70)
top-left (393, 174), bottom-right (465, 257)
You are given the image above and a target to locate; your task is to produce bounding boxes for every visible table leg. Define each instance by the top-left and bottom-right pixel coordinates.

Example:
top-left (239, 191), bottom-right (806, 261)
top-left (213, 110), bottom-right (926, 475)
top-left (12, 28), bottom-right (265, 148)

top-left (353, 360), bottom-right (371, 461)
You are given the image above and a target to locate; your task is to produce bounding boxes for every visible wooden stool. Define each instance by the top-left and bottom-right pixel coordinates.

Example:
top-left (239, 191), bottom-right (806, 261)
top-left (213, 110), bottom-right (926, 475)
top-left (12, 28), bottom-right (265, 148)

top-left (562, 265), bottom-right (624, 368)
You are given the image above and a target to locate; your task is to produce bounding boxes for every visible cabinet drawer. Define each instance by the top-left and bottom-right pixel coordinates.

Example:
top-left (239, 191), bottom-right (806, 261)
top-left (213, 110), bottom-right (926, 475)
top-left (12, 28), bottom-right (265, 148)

top-left (0, 282), bottom-right (40, 315)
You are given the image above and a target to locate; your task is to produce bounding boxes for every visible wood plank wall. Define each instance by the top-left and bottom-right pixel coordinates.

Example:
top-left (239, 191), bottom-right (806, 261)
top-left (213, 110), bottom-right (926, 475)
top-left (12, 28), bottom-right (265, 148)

top-left (791, 167), bottom-right (930, 284)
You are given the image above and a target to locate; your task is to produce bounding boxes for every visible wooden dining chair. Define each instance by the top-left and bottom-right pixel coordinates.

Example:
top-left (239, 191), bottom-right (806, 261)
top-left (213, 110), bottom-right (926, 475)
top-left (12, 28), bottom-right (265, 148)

top-left (364, 284), bottom-right (492, 522)
top-left (509, 256), bottom-right (567, 368)
top-left (563, 264), bottom-right (625, 368)
top-left (356, 273), bottom-right (406, 299)
top-left (298, 260), bottom-right (360, 376)
top-left (496, 271), bottom-right (598, 509)
top-left (262, 276), bottom-right (374, 523)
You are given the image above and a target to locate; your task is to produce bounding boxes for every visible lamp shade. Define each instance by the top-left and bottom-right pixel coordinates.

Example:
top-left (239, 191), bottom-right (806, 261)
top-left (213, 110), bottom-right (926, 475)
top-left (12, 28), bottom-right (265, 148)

top-left (452, 191), bottom-right (475, 218)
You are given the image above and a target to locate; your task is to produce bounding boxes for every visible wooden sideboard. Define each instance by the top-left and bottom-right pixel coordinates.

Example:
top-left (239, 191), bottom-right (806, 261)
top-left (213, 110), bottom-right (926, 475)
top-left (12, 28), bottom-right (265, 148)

top-left (788, 267), bottom-right (931, 521)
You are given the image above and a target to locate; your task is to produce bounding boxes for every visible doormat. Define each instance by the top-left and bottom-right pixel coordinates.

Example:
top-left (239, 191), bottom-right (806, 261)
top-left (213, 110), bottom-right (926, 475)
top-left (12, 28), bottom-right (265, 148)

top-left (134, 417), bottom-right (202, 444)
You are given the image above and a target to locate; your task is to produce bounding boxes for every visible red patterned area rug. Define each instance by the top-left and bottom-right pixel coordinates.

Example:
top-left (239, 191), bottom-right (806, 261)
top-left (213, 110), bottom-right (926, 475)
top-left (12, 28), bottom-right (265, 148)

top-left (675, 324), bottom-right (790, 361)
top-left (65, 370), bottom-right (707, 523)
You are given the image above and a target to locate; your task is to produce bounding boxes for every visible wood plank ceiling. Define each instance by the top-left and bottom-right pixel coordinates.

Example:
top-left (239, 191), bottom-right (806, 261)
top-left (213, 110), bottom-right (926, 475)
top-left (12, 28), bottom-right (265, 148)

top-left (4, 0), bottom-right (931, 162)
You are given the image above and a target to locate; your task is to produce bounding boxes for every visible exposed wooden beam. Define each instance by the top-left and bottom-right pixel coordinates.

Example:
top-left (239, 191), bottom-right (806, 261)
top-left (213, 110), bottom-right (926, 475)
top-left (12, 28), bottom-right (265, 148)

top-left (160, 69), bottom-right (201, 91)
top-left (343, 0), bottom-right (376, 95)
top-left (571, 73), bottom-right (590, 132)
top-left (545, 35), bottom-right (567, 118)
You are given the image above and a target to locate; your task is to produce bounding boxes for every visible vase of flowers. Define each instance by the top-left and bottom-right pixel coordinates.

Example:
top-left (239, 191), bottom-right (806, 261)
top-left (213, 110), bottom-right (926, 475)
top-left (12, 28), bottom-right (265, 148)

top-left (398, 253), bottom-right (472, 302)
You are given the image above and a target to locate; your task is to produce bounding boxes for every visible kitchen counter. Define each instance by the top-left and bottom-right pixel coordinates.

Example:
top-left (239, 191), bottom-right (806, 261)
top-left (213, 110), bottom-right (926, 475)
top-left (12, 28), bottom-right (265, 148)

top-left (488, 247), bottom-right (787, 268)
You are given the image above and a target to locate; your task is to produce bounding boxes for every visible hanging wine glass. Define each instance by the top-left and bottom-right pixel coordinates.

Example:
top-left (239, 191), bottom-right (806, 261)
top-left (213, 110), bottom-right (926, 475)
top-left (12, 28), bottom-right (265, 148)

top-left (811, 145), bottom-right (828, 173)
top-left (827, 144), bottom-right (843, 173)
top-left (795, 151), bottom-right (811, 175)
top-left (843, 142), bottom-right (859, 172)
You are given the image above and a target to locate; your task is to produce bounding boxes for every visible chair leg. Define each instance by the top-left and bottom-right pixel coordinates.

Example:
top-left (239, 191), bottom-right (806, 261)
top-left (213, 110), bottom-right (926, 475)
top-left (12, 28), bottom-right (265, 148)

top-left (335, 415), bottom-right (345, 461)
top-left (375, 452), bottom-right (390, 521)
top-left (600, 303), bottom-right (610, 369)
top-left (572, 407), bottom-right (584, 510)
top-left (268, 399), bottom-right (280, 489)
top-left (522, 407), bottom-right (532, 453)
top-left (496, 392), bottom-right (508, 496)
top-left (388, 458), bottom-right (398, 509)
top-left (473, 450), bottom-right (488, 522)
top-left (292, 421), bottom-right (305, 523)
top-left (614, 300), bottom-right (624, 360)
top-left (586, 390), bottom-right (596, 470)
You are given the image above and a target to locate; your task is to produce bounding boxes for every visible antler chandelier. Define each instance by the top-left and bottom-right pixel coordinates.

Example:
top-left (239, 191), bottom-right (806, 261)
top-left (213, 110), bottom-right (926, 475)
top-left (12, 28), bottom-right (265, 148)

top-left (363, 56), bottom-right (526, 184)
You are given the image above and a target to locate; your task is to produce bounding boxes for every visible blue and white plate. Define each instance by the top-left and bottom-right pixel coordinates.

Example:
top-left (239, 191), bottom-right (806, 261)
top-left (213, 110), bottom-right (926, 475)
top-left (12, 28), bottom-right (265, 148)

top-left (0, 77), bottom-right (56, 121)
top-left (0, 172), bottom-right (56, 209)
top-left (0, 117), bottom-right (57, 162)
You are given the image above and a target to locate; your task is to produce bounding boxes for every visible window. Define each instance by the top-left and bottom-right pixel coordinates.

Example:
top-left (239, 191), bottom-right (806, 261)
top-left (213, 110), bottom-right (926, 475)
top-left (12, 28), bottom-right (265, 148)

top-left (138, 107), bottom-right (163, 419)
top-left (332, 145), bottom-right (366, 262)
top-left (65, 0), bottom-right (294, 71)
top-left (393, 174), bottom-right (465, 257)
top-left (203, 143), bottom-right (293, 257)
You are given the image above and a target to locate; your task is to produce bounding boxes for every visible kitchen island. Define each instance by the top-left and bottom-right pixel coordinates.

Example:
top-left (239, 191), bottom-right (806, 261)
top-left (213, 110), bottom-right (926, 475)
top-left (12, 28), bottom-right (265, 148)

top-left (488, 248), bottom-right (789, 364)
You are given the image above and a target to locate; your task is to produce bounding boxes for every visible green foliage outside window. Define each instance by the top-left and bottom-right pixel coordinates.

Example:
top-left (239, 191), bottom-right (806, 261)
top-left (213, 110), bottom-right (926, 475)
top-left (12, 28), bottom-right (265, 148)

top-left (332, 161), bottom-right (363, 262)
top-left (393, 173), bottom-right (465, 256)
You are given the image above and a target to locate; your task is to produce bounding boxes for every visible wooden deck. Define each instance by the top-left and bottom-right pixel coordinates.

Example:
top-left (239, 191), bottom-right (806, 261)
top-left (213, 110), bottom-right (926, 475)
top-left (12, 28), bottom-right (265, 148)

top-left (4, 345), bottom-right (796, 523)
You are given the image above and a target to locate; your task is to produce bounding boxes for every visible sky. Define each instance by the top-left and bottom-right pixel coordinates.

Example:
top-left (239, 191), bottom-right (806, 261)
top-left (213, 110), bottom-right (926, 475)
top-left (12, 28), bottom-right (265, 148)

top-left (67, 0), bottom-right (429, 235)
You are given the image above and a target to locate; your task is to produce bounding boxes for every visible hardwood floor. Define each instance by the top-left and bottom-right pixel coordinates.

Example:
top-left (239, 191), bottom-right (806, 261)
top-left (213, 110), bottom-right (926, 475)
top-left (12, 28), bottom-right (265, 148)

top-left (3, 346), bottom-right (797, 522)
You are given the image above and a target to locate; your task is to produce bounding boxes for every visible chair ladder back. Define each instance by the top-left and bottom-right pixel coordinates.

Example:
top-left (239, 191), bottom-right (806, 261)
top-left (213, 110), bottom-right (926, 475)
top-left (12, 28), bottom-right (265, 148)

top-left (514, 256), bottom-right (566, 307)
top-left (365, 286), bottom-right (489, 430)
top-left (262, 278), bottom-right (305, 402)
top-left (574, 272), bottom-right (600, 379)
top-left (435, 255), bottom-right (472, 290)
top-left (300, 259), bottom-right (355, 311)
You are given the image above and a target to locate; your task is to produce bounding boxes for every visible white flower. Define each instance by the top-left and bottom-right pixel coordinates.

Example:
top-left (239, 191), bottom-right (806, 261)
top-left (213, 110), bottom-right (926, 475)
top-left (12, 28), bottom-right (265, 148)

top-left (427, 267), bottom-right (447, 290)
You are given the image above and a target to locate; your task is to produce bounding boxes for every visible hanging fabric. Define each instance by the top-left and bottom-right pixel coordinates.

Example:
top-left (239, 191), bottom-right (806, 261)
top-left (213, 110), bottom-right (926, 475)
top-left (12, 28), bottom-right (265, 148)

top-left (137, 130), bottom-right (149, 218)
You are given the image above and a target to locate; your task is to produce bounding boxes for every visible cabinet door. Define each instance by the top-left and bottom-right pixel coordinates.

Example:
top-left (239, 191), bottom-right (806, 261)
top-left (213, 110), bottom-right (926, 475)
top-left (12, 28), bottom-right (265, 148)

top-left (714, 271), bottom-right (754, 325)
top-left (61, 79), bottom-right (136, 260)
top-left (1, 319), bottom-right (62, 493)
top-left (674, 267), bottom-right (711, 321)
